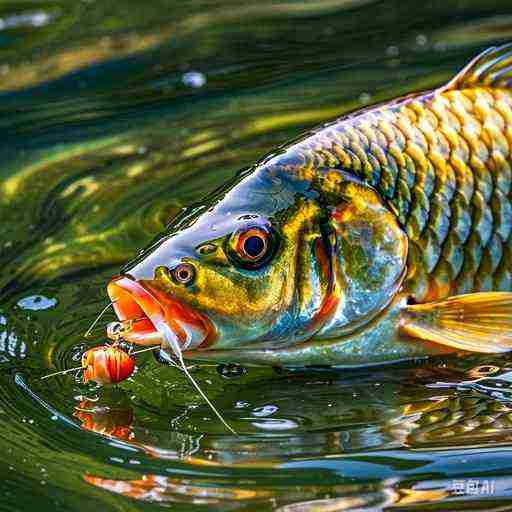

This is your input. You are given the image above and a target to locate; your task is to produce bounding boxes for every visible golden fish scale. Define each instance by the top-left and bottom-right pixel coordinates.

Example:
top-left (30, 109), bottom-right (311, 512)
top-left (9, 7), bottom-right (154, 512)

top-left (399, 396), bottom-right (512, 446)
top-left (277, 86), bottom-right (512, 302)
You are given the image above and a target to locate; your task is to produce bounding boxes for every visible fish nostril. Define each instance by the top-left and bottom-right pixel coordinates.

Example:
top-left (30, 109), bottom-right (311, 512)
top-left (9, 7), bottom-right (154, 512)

top-left (171, 262), bottom-right (195, 285)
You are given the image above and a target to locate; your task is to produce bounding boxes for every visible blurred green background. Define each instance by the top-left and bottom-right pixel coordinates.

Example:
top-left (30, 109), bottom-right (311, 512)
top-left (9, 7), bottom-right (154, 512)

top-left (2, 1), bottom-right (512, 510)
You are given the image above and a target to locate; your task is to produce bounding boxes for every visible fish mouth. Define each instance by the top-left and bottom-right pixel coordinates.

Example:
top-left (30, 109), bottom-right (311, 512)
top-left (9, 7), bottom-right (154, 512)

top-left (107, 276), bottom-right (214, 351)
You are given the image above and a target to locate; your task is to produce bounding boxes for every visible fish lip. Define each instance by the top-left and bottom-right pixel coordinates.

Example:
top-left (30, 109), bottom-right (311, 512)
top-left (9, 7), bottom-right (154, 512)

top-left (107, 276), bottom-right (213, 350)
top-left (107, 276), bottom-right (166, 346)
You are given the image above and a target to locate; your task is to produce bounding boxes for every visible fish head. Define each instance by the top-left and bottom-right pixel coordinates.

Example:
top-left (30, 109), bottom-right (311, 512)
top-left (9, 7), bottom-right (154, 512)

top-left (106, 168), bottom-right (338, 355)
top-left (107, 168), bottom-right (408, 362)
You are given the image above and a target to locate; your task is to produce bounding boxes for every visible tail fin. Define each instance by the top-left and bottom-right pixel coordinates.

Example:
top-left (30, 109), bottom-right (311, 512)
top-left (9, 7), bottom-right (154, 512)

top-left (445, 43), bottom-right (512, 90)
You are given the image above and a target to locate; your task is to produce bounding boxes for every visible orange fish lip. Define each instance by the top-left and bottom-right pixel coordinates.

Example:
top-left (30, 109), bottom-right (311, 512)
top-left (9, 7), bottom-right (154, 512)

top-left (107, 276), bottom-right (214, 350)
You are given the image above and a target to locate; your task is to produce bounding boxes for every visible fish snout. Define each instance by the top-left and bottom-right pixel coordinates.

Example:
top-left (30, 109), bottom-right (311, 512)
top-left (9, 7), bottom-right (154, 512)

top-left (107, 275), bottom-right (214, 351)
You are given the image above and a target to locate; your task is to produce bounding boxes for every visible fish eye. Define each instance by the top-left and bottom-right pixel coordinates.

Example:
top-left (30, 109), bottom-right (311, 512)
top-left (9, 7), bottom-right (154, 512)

top-left (172, 262), bottom-right (195, 285)
top-left (228, 226), bottom-right (275, 269)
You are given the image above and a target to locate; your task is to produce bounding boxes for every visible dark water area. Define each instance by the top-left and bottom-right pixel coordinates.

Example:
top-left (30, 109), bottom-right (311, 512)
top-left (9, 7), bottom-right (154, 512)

top-left (3, 1), bottom-right (512, 510)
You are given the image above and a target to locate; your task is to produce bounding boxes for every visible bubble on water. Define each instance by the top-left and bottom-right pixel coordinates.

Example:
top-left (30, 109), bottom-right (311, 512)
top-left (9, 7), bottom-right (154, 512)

top-left (182, 71), bottom-right (206, 88)
top-left (252, 405), bottom-right (278, 417)
top-left (416, 34), bottom-right (428, 47)
top-left (71, 343), bottom-right (88, 362)
top-left (0, 11), bottom-right (53, 31)
top-left (17, 295), bottom-right (57, 311)
top-left (218, 363), bottom-right (247, 378)
top-left (386, 45), bottom-right (399, 57)
top-left (359, 92), bottom-right (372, 104)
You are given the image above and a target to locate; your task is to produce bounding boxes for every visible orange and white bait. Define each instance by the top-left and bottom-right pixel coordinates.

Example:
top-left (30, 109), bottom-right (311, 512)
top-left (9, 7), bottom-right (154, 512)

top-left (81, 345), bottom-right (136, 385)
top-left (41, 344), bottom-right (160, 384)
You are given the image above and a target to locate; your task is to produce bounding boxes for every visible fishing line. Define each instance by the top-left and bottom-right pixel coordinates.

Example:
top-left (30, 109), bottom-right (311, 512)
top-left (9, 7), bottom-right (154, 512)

top-left (41, 367), bottom-right (82, 380)
top-left (178, 350), bottom-right (238, 436)
top-left (160, 324), bottom-right (238, 436)
top-left (84, 301), bottom-right (116, 338)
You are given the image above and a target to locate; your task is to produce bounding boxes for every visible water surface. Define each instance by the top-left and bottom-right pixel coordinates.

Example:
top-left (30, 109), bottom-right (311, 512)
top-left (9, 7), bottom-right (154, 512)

top-left (3, 1), bottom-right (512, 510)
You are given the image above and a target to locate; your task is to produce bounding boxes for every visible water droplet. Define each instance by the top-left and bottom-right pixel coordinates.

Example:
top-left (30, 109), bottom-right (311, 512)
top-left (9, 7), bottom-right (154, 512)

top-left (17, 295), bottom-right (57, 311)
top-left (386, 45), bottom-right (399, 57)
top-left (0, 11), bottom-right (53, 31)
top-left (71, 343), bottom-right (87, 362)
top-left (252, 405), bottom-right (278, 417)
top-left (182, 71), bottom-right (206, 88)
top-left (217, 363), bottom-right (247, 378)
top-left (416, 34), bottom-right (428, 47)
top-left (359, 92), bottom-right (371, 104)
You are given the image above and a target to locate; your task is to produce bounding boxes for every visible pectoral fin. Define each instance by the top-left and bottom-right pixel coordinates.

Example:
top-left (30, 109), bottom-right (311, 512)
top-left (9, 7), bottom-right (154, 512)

top-left (401, 292), bottom-right (512, 353)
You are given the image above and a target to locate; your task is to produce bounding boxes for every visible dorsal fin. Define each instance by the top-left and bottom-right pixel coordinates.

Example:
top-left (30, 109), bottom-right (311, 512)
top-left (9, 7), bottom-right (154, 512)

top-left (444, 43), bottom-right (512, 91)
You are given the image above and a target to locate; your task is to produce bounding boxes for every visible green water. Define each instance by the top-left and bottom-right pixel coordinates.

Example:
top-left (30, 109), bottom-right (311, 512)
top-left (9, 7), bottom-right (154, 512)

top-left (3, 1), bottom-right (512, 510)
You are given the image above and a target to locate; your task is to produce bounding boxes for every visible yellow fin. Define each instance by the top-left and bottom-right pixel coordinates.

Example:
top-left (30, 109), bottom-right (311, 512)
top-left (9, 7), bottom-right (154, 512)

top-left (444, 43), bottom-right (512, 91)
top-left (401, 292), bottom-right (512, 353)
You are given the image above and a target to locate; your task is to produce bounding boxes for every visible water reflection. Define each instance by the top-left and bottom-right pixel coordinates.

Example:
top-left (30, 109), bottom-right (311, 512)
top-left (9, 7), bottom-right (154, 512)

top-left (67, 361), bottom-right (512, 507)
top-left (71, 362), bottom-right (512, 455)
top-left (74, 398), bottom-right (134, 442)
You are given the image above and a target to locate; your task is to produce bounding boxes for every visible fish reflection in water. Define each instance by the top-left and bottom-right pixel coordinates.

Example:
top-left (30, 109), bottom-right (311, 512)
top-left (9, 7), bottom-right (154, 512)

top-left (76, 361), bottom-right (512, 507)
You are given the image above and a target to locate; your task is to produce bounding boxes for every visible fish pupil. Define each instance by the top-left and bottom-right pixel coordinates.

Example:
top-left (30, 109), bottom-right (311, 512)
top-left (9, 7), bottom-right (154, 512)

top-left (244, 236), bottom-right (264, 257)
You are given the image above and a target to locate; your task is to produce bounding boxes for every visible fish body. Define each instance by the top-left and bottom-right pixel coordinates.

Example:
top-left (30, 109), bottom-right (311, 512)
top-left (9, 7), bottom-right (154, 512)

top-left (107, 44), bottom-right (512, 367)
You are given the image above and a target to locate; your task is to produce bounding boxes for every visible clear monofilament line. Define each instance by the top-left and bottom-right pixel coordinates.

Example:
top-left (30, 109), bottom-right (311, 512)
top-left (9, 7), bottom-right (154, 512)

top-left (159, 324), bottom-right (238, 436)
top-left (84, 301), bottom-right (116, 338)
top-left (41, 366), bottom-right (82, 380)
top-left (178, 350), bottom-right (238, 436)
top-left (131, 345), bottom-right (162, 356)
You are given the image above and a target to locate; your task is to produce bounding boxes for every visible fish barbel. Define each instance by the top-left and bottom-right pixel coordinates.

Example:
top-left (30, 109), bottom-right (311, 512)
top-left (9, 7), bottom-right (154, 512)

top-left (107, 44), bottom-right (512, 367)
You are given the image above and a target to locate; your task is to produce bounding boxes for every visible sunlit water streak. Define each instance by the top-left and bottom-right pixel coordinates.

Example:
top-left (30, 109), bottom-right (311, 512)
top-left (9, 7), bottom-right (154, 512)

top-left (3, 0), bottom-right (512, 510)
